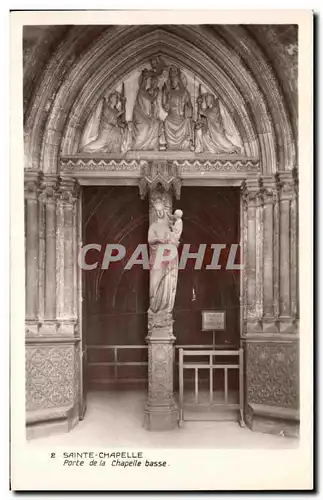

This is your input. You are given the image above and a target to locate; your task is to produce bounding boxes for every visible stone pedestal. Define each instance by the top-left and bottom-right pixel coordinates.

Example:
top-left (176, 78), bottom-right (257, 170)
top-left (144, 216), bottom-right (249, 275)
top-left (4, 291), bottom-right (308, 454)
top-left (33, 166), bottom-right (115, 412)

top-left (144, 312), bottom-right (178, 431)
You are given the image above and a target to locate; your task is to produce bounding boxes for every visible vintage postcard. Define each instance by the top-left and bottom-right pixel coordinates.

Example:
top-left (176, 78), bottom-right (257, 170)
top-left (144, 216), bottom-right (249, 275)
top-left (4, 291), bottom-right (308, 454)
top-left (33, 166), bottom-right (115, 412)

top-left (10, 10), bottom-right (313, 490)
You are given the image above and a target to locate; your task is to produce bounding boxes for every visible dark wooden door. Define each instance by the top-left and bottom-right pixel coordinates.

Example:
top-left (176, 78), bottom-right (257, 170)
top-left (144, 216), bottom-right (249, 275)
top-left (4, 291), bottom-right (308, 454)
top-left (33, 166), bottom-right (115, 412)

top-left (173, 187), bottom-right (241, 390)
top-left (82, 186), bottom-right (149, 390)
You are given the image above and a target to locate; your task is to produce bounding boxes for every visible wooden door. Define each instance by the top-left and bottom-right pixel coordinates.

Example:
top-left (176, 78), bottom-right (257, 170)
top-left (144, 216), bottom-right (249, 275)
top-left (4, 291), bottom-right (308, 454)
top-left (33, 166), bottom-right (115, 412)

top-left (173, 187), bottom-right (241, 390)
top-left (82, 186), bottom-right (149, 390)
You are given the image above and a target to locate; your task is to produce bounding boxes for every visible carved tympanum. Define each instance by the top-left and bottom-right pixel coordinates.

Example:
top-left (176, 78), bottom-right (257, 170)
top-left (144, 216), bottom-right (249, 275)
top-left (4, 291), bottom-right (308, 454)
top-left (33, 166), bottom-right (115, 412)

top-left (79, 59), bottom-right (244, 155)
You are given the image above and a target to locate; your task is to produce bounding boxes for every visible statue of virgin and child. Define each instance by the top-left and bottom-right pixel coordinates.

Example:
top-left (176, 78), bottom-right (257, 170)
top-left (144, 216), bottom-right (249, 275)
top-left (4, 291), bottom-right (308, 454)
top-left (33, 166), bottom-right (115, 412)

top-left (148, 200), bottom-right (183, 314)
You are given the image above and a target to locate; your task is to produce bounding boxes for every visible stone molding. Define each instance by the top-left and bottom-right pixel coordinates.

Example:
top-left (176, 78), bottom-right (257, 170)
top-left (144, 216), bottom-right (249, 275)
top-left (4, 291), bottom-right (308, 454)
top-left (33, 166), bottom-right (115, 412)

top-left (60, 158), bottom-right (143, 173)
top-left (59, 155), bottom-right (260, 177)
top-left (175, 158), bottom-right (260, 173)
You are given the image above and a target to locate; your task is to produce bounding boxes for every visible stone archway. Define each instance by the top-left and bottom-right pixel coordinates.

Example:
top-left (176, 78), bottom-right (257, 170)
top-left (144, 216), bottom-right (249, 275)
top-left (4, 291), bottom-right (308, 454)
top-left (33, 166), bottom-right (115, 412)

top-left (24, 24), bottom-right (299, 437)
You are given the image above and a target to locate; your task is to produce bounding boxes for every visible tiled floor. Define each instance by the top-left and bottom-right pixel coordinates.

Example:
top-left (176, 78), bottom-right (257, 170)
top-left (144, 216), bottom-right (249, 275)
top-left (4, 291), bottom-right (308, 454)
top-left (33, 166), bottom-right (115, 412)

top-left (29, 390), bottom-right (298, 449)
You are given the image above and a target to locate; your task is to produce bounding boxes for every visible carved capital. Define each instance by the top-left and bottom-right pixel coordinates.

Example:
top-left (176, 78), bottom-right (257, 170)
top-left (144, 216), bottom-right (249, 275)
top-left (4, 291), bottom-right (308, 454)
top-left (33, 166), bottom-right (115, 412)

top-left (57, 177), bottom-right (79, 206)
top-left (261, 175), bottom-right (277, 205)
top-left (276, 171), bottom-right (296, 202)
top-left (39, 175), bottom-right (59, 203)
top-left (24, 171), bottom-right (42, 200)
top-left (139, 160), bottom-right (181, 200)
top-left (241, 176), bottom-right (262, 207)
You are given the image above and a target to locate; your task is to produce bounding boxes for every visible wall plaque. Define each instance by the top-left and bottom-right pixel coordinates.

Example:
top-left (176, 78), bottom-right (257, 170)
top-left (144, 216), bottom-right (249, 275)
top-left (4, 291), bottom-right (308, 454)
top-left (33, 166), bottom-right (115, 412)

top-left (202, 310), bottom-right (226, 331)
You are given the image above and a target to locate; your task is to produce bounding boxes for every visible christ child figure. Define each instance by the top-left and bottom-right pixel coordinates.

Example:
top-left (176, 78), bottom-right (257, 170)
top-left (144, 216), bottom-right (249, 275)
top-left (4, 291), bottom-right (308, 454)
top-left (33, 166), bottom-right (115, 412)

top-left (167, 209), bottom-right (183, 246)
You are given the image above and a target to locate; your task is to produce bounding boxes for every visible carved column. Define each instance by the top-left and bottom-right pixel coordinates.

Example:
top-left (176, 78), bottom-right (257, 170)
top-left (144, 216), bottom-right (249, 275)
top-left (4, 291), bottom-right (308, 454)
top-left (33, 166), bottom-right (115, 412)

top-left (290, 169), bottom-right (299, 327)
top-left (243, 176), bottom-right (262, 333)
top-left (25, 172), bottom-right (41, 329)
top-left (277, 171), bottom-right (295, 332)
top-left (261, 176), bottom-right (278, 332)
top-left (37, 176), bottom-right (58, 334)
top-left (56, 176), bottom-right (79, 335)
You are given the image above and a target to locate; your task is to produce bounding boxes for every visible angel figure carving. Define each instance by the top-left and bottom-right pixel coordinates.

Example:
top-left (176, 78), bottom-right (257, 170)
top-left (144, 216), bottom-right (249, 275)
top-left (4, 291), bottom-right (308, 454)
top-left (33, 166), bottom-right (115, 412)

top-left (80, 89), bottom-right (131, 154)
top-left (195, 91), bottom-right (243, 154)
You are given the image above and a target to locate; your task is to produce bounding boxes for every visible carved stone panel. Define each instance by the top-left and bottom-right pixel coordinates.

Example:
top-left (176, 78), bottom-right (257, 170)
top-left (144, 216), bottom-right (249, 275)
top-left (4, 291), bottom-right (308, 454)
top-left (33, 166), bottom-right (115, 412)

top-left (78, 60), bottom-right (245, 155)
top-left (245, 341), bottom-right (299, 409)
top-left (147, 343), bottom-right (174, 404)
top-left (26, 344), bottom-right (78, 411)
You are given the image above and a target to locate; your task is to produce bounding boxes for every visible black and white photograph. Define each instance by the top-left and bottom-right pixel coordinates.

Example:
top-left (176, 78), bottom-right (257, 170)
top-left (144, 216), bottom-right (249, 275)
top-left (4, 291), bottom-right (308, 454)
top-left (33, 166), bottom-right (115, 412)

top-left (10, 9), bottom-right (313, 491)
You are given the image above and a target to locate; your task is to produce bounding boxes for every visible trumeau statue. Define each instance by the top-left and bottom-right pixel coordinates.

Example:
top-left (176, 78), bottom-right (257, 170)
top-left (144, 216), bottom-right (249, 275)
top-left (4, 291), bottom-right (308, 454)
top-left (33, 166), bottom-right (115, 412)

top-left (80, 60), bottom-right (244, 155)
top-left (148, 200), bottom-right (183, 314)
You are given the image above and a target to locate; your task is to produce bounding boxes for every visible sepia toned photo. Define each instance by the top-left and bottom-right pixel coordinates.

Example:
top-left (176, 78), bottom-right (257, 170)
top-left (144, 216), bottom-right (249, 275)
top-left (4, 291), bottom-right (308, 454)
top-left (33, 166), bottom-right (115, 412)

top-left (11, 10), bottom-right (313, 491)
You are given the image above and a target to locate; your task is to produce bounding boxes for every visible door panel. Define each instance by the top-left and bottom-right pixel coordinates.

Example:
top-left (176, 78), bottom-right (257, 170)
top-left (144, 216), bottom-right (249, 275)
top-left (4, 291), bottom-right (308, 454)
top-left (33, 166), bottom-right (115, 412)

top-left (174, 187), bottom-right (241, 390)
top-left (83, 187), bottom-right (149, 389)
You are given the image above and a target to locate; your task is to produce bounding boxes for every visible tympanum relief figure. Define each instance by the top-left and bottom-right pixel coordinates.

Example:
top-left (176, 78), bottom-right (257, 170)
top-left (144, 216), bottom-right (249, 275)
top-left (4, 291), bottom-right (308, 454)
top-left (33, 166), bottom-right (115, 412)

top-left (148, 200), bottom-right (183, 314)
top-left (161, 66), bottom-right (194, 151)
top-left (132, 69), bottom-right (165, 151)
top-left (81, 89), bottom-right (131, 154)
top-left (195, 91), bottom-right (243, 154)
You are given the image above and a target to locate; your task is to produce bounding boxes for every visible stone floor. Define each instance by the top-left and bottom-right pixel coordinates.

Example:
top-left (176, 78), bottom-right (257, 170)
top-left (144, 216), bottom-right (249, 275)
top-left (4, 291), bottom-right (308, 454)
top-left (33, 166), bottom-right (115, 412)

top-left (29, 390), bottom-right (299, 449)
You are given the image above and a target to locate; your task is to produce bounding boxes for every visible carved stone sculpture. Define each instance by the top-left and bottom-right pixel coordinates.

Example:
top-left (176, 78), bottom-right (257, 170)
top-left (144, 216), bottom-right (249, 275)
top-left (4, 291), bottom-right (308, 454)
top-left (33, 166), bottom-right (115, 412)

top-left (132, 69), bottom-right (164, 151)
top-left (81, 89), bottom-right (131, 154)
top-left (148, 199), bottom-right (182, 314)
top-left (161, 66), bottom-right (194, 151)
top-left (79, 63), bottom-right (246, 156)
top-left (195, 91), bottom-right (242, 154)
top-left (145, 188), bottom-right (181, 431)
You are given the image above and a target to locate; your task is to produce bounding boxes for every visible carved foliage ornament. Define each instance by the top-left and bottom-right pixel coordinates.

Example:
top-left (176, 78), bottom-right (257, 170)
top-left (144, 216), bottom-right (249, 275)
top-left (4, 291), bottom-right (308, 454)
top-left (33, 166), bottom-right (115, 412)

top-left (246, 342), bottom-right (299, 409)
top-left (26, 345), bottom-right (76, 410)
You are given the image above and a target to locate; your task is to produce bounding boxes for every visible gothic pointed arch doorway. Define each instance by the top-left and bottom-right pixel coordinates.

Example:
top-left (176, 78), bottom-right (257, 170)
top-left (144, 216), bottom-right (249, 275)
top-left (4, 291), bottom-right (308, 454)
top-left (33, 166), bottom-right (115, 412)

top-left (24, 23), bottom-right (299, 438)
